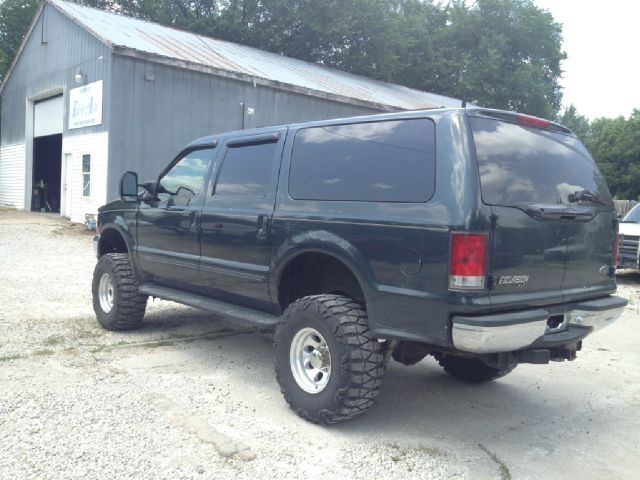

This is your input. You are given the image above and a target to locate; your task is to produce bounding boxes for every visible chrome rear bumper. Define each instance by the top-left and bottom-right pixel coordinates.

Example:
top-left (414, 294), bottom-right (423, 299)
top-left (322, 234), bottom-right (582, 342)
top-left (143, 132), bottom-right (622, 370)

top-left (452, 295), bottom-right (627, 354)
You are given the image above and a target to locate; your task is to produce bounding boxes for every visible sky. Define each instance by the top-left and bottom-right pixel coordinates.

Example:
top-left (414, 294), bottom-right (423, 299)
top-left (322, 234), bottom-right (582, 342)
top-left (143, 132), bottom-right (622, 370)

top-left (533, 0), bottom-right (640, 120)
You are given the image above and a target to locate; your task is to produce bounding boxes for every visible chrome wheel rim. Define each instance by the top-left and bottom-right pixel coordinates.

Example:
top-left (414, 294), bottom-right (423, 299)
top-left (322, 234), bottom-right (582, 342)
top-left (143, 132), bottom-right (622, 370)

top-left (290, 327), bottom-right (332, 394)
top-left (98, 272), bottom-right (114, 313)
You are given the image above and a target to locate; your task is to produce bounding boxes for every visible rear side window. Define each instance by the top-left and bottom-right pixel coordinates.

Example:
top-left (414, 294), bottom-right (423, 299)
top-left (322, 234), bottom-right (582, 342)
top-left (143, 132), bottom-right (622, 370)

top-left (215, 141), bottom-right (278, 197)
top-left (471, 117), bottom-right (612, 207)
top-left (289, 119), bottom-right (436, 202)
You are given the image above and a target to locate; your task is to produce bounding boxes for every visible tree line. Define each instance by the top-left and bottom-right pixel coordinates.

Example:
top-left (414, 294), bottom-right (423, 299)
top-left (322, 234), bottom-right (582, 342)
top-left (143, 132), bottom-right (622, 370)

top-left (0, 0), bottom-right (638, 198)
top-left (559, 107), bottom-right (640, 200)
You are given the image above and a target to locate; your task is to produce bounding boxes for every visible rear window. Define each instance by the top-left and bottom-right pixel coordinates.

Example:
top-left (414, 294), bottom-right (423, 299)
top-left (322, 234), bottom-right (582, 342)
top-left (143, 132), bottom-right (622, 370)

top-left (289, 119), bottom-right (435, 202)
top-left (470, 117), bottom-right (612, 207)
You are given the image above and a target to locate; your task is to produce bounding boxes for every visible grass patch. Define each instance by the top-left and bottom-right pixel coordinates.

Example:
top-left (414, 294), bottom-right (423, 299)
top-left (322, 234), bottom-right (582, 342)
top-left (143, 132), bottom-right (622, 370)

top-left (0, 354), bottom-right (24, 362)
top-left (75, 330), bottom-right (104, 339)
top-left (31, 349), bottom-right (54, 357)
top-left (87, 329), bottom-right (245, 354)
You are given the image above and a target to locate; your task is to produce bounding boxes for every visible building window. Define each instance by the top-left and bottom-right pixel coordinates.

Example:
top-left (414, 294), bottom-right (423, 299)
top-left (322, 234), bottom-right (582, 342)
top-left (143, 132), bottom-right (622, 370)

top-left (82, 154), bottom-right (91, 197)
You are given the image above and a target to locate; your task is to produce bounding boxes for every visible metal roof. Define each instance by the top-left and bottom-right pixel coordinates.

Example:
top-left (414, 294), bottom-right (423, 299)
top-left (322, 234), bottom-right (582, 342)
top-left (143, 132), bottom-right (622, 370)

top-left (47, 0), bottom-right (462, 111)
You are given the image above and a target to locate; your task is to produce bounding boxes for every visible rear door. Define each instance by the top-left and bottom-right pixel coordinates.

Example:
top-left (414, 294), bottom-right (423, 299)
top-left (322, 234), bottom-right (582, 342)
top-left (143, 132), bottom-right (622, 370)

top-left (199, 130), bottom-right (285, 311)
top-left (469, 113), bottom-right (616, 311)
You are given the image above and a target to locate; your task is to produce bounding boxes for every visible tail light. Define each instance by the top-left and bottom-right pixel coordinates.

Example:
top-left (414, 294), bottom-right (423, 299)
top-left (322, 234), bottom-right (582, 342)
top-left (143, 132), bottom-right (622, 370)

top-left (516, 113), bottom-right (550, 128)
top-left (613, 233), bottom-right (620, 267)
top-left (449, 232), bottom-right (488, 290)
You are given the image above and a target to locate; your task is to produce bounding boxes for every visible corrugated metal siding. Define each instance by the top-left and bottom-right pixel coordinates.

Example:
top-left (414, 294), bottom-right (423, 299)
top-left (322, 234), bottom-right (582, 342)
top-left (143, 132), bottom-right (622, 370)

top-left (107, 55), bottom-right (378, 200)
top-left (0, 4), bottom-right (112, 146)
top-left (0, 144), bottom-right (26, 209)
top-left (62, 132), bottom-right (108, 223)
top-left (49, 0), bottom-right (461, 111)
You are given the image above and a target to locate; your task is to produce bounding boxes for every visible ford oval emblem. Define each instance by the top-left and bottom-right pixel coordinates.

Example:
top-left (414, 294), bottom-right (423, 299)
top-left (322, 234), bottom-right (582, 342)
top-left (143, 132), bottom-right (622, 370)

top-left (599, 265), bottom-right (609, 276)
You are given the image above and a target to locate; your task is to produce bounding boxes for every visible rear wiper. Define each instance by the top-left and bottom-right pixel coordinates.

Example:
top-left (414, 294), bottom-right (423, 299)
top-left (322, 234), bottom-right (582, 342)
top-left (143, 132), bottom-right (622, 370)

top-left (568, 189), bottom-right (605, 205)
top-left (515, 203), bottom-right (595, 221)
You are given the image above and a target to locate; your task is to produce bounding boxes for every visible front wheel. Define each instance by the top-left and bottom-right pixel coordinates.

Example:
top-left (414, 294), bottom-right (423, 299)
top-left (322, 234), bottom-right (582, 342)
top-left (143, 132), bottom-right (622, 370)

top-left (435, 354), bottom-right (516, 383)
top-left (274, 295), bottom-right (384, 424)
top-left (92, 253), bottom-right (147, 331)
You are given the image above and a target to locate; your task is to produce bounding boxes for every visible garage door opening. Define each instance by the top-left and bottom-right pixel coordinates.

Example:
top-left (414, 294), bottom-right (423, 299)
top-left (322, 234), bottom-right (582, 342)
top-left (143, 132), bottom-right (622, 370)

top-left (31, 94), bottom-right (63, 213)
top-left (32, 134), bottom-right (62, 212)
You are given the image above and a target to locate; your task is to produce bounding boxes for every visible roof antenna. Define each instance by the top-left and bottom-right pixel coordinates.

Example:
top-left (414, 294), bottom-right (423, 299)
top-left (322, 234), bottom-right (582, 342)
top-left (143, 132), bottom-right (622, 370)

top-left (461, 89), bottom-right (468, 108)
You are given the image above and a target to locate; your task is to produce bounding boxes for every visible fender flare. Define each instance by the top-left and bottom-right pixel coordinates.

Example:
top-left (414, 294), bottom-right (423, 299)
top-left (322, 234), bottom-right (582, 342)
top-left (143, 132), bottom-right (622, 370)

top-left (269, 230), bottom-right (377, 316)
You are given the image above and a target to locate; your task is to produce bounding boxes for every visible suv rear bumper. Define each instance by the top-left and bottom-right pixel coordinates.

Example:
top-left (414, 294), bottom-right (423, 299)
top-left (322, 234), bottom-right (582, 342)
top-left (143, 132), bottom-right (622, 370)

top-left (451, 295), bottom-right (627, 354)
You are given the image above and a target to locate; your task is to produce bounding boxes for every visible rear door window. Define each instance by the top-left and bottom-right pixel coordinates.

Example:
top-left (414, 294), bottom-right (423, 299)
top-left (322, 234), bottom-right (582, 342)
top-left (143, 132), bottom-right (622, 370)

top-left (470, 117), bottom-right (612, 207)
top-left (289, 118), bottom-right (435, 202)
top-left (214, 140), bottom-right (278, 198)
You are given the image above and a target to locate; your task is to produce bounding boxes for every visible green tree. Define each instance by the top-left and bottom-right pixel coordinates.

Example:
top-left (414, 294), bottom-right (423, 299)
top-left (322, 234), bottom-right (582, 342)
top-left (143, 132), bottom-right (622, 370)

top-left (557, 104), bottom-right (590, 140)
top-left (587, 110), bottom-right (640, 200)
top-left (0, 0), bottom-right (566, 117)
top-left (428, 0), bottom-right (565, 118)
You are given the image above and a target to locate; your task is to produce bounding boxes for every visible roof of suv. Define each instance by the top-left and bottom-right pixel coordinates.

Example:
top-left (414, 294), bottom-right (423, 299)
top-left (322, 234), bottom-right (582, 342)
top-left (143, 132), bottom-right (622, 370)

top-left (186, 108), bottom-right (574, 148)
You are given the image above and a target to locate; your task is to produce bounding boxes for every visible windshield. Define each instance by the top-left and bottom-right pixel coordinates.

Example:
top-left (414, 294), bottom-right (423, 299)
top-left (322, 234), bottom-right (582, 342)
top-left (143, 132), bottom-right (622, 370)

top-left (622, 205), bottom-right (640, 223)
top-left (470, 117), bottom-right (613, 207)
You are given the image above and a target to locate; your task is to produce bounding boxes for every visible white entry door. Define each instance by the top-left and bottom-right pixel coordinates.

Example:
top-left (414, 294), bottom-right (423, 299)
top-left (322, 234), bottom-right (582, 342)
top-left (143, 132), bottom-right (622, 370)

top-left (61, 153), bottom-right (73, 218)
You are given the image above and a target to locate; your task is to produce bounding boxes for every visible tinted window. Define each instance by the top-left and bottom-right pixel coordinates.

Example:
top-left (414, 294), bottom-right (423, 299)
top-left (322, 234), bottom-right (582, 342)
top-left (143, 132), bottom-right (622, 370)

top-left (471, 117), bottom-right (612, 207)
top-left (289, 119), bottom-right (436, 202)
top-left (158, 148), bottom-right (213, 206)
top-left (215, 141), bottom-right (278, 197)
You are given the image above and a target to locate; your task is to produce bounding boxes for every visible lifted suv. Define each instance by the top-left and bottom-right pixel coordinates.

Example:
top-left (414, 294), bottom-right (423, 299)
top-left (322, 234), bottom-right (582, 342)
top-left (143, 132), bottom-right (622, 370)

top-left (93, 108), bottom-right (627, 424)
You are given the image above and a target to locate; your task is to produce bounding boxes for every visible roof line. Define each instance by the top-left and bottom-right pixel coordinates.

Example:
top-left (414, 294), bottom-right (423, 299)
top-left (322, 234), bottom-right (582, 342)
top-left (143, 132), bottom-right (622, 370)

top-left (48, 0), bottom-right (454, 109)
top-left (47, 0), bottom-right (116, 48)
top-left (112, 47), bottom-right (400, 112)
top-left (2, 0), bottom-right (461, 110)
top-left (0, 0), bottom-right (116, 95)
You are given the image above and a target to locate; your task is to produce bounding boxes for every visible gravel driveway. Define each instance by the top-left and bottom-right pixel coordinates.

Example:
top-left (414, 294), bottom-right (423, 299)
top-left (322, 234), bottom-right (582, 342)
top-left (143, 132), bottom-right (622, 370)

top-left (1, 209), bottom-right (639, 479)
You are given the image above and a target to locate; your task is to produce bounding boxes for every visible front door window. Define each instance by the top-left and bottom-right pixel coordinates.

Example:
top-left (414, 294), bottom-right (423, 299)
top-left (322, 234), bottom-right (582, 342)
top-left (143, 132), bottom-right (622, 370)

top-left (158, 148), bottom-right (214, 207)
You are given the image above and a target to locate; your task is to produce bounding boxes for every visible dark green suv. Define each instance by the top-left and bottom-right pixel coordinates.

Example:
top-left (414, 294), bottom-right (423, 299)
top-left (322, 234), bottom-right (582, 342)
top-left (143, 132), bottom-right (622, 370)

top-left (92, 108), bottom-right (627, 424)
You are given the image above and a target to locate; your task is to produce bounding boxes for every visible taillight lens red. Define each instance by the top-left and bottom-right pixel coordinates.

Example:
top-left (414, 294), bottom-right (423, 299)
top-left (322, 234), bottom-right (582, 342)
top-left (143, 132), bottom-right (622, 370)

top-left (516, 113), bottom-right (550, 128)
top-left (449, 232), bottom-right (488, 290)
top-left (613, 234), bottom-right (620, 267)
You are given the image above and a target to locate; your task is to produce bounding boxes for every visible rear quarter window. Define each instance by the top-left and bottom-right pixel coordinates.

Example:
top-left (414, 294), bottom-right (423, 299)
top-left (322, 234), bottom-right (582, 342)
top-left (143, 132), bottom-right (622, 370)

top-left (289, 118), bottom-right (435, 202)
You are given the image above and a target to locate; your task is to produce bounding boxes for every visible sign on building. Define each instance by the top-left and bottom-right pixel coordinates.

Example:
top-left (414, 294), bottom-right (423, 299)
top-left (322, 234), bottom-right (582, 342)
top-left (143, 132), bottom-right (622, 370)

top-left (69, 80), bottom-right (103, 129)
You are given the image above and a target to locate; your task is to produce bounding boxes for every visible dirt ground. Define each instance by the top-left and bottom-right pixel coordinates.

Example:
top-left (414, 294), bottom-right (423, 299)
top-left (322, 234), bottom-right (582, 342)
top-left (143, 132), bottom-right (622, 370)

top-left (1, 209), bottom-right (639, 479)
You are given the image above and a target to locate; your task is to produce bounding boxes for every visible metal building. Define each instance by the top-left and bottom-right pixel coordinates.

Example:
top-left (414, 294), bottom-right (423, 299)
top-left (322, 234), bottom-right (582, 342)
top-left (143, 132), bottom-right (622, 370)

top-left (0, 0), bottom-right (461, 223)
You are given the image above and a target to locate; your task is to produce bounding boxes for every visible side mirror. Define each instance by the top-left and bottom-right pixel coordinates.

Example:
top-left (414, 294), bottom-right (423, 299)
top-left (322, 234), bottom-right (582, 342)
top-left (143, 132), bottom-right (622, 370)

top-left (120, 171), bottom-right (139, 202)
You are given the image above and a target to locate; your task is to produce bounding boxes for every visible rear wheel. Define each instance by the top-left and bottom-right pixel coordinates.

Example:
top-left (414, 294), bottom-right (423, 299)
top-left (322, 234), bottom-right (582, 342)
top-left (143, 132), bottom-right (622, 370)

top-left (436, 354), bottom-right (516, 383)
top-left (274, 294), bottom-right (384, 424)
top-left (92, 253), bottom-right (147, 331)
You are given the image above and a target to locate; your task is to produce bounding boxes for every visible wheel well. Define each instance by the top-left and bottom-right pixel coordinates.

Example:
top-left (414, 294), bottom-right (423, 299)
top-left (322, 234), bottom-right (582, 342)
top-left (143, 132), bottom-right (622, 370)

top-left (98, 228), bottom-right (128, 257)
top-left (278, 252), bottom-right (365, 310)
